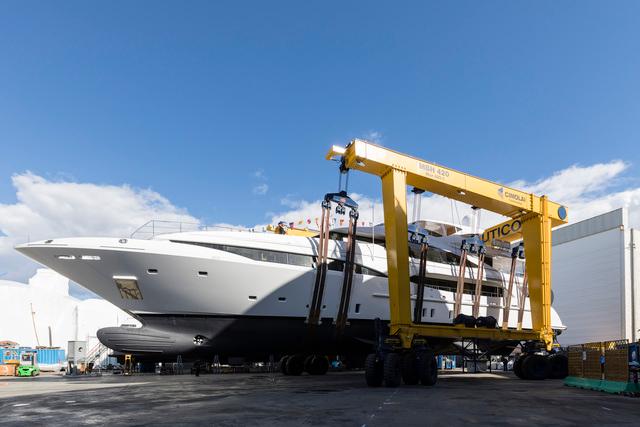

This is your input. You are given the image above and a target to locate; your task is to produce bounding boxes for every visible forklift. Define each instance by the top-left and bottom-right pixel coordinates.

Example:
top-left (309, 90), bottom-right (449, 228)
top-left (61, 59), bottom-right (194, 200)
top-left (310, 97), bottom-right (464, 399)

top-left (16, 351), bottom-right (40, 377)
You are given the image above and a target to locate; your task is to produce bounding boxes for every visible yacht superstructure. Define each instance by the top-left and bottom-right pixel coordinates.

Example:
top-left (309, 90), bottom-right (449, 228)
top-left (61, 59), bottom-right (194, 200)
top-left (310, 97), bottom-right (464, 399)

top-left (15, 219), bottom-right (565, 363)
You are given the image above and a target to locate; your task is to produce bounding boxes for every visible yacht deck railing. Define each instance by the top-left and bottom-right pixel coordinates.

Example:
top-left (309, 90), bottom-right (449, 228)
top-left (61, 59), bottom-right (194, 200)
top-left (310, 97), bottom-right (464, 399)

top-left (130, 220), bottom-right (251, 239)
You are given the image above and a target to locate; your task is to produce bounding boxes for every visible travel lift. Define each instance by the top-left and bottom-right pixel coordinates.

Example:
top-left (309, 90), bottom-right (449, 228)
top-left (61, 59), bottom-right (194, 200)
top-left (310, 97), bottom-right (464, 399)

top-left (323, 139), bottom-right (568, 387)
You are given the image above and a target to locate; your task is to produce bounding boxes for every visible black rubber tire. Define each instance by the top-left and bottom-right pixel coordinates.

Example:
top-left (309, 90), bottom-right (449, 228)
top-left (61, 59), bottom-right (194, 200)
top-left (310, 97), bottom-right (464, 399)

top-left (418, 351), bottom-right (438, 386)
top-left (522, 354), bottom-right (550, 380)
top-left (279, 355), bottom-right (290, 375)
top-left (548, 354), bottom-right (569, 379)
top-left (476, 316), bottom-right (498, 329)
top-left (401, 352), bottom-right (419, 385)
top-left (304, 355), bottom-right (315, 374)
top-left (383, 353), bottom-right (402, 387)
top-left (364, 353), bottom-right (383, 387)
top-left (308, 355), bottom-right (329, 375)
top-left (286, 354), bottom-right (305, 376)
top-left (453, 314), bottom-right (477, 328)
top-left (513, 356), bottom-right (525, 379)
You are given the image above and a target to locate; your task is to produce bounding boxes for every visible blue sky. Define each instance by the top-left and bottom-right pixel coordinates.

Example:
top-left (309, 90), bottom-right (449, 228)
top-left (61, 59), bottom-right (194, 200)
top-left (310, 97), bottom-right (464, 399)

top-left (2, 1), bottom-right (640, 227)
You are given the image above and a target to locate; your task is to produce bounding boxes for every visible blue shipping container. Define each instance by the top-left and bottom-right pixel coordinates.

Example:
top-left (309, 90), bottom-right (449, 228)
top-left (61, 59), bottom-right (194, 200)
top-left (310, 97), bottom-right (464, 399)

top-left (36, 349), bottom-right (66, 365)
top-left (2, 348), bottom-right (66, 365)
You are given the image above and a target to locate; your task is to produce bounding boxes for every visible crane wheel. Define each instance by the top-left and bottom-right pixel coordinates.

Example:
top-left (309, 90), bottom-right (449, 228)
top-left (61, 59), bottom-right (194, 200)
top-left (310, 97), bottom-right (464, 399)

top-left (286, 354), bottom-right (305, 376)
top-left (548, 354), bottom-right (569, 379)
top-left (401, 352), bottom-right (419, 385)
top-left (418, 351), bottom-right (438, 386)
top-left (522, 354), bottom-right (550, 380)
top-left (304, 355), bottom-right (315, 373)
top-left (513, 356), bottom-right (525, 379)
top-left (279, 355), bottom-right (290, 375)
top-left (383, 353), bottom-right (402, 387)
top-left (364, 353), bottom-right (383, 387)
top-left (306, 355), bottom-right (329, 375)
top-left (314, 355), bottom-right (329, 375)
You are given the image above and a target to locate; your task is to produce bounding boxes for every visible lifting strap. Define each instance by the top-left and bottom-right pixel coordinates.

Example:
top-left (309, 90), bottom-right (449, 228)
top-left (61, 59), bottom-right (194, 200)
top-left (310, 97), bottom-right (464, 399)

top-left (501, 244), bottom-right (524, 330)
top-left (471, 245), bottom-right (486, 319)
top-left (307, 191), bottom-right (359, 329)
top-left (453, 241), bottom-right (470, 318)
top-left (335, 208), bottom-right (359, 331)
top-left (516, 272), bottom-right (528, 331)
top-left (307, 200), bottom-right (331, 326)
top-left (412, 240), bottom-right (429, 324)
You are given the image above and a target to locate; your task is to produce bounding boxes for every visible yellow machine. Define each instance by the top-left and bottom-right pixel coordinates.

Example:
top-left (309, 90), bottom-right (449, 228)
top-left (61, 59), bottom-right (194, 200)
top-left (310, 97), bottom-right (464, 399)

top-left (325, 139), bottom-right (568, 386)
top-left (266, 223), bottom-right (317, 237)
top-left (123, 354), bottom-right (133, 375)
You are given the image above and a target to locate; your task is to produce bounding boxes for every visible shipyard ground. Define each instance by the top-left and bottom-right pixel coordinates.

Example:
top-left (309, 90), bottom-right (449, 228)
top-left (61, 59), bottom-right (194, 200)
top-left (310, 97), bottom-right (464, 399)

top-left (2, 371), bottom-right (638, 426)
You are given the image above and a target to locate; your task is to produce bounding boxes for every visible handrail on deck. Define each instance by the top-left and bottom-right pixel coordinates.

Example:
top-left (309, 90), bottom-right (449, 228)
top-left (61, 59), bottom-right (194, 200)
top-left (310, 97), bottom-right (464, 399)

top-left (129, 219), bottom-right (251, 239)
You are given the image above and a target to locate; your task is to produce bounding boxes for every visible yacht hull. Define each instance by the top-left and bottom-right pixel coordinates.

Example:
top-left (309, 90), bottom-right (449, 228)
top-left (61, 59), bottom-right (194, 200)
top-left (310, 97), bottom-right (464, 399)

top-left (15, 234), bottom-right (564, 363)
top-left (98, 315), bottom-right (377, 362)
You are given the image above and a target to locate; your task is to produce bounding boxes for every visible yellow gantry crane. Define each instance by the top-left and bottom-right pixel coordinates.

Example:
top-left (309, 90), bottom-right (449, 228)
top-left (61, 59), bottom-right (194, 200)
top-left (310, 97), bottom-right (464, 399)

top-left (326, 139), bottom-right (568, 385)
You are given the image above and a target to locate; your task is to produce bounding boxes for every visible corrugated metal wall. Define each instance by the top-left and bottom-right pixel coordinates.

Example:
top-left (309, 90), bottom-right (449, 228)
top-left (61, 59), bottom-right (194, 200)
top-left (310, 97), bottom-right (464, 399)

top-left (1, 348), bottom-right (65, 365)
top-left (552, 208), bottom-right (638, 345)
top-left (37, 348), bottom-right (66, 365)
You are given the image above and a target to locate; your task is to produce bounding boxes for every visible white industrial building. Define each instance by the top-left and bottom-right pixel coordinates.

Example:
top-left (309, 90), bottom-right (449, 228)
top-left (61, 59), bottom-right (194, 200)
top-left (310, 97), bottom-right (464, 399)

top-left (0, 268), bottom-right (139, 352)
top-left (553, 208), bottom-right (639, 345)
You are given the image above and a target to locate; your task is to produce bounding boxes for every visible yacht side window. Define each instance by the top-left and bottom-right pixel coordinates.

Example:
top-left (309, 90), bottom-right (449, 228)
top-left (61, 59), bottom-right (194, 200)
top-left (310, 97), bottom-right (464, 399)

top-left (426, 249), bottom-right (445, 264)
top-left (260, 250), bottom-right (288, 264)
top-left (354, 264), bottom-right (386, 278)
top-left (327, 259), bottom-right (344, 272)
top-left (170, 240), bottom-right (315, 269)
top-left (288, 253), bottom-right (314, 268)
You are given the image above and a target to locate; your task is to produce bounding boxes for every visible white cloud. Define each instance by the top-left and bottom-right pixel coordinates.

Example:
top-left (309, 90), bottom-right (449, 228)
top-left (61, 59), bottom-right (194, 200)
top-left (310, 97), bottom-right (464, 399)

top-left (263, 160), bottom-right (640, 232)
top-left (251, 168), bottom-right (269, 195)
top-left (253, 169), bottom-right (266, 179)
top-left (365, 130), bottom-right (383, 144)
top-left (0, 172), bottom-right (198, 286)
top-left (252, 183), bottom-right (269, 195)
top-left (508, 160), bottom-right (640, 225)
top-left (511, 160), bottom-right (628, 205)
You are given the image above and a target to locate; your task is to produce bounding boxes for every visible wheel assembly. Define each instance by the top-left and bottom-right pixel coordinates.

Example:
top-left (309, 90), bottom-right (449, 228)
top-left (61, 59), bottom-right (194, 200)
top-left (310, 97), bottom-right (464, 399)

top-left (364, 353), bottom-right (383, 387)
top-left (548, 354), bottom-right (568, 379)
top-left (285, 354), bottom-right (305, 376)
top-left (513, 356), bottom-right (525, 379)
top-left (521, 354), bottom-right (550, 380)
top-left (306, 355), bottom-right (329, 375)
top-left (418, 351), bottom-right (437, 386)
top-left (303, 355), bottom-right (315, 374)
top-left (401, 352), bottom-right (419, 385)
top-left (383, 353), bottom-right (402, 387)
top-left (279, 355), bottom-right (290, 375)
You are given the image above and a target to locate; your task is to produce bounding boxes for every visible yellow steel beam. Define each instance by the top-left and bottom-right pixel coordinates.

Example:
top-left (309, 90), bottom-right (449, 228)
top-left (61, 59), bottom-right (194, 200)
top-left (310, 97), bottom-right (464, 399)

top-left (482, 217), bottom-right (524, 243)
top-left (521, 200), bottom-right (555, 346)
top-left (400, 324), bottom-right (542, 342)
top-left (328, 140), bottom-right (567, 226)
top-left (380, 168), bottom-right (412, 334)
top-left (326, 140), bottom-right (568, 350)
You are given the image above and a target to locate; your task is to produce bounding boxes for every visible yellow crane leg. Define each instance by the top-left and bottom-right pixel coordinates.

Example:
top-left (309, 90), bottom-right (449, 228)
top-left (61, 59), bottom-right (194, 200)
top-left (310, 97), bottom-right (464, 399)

top-left (380, 167), bottom-right (412, 347)
top-left (521, 197), bottom-right (554, 350)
